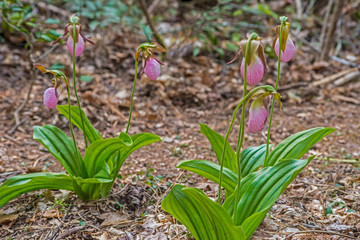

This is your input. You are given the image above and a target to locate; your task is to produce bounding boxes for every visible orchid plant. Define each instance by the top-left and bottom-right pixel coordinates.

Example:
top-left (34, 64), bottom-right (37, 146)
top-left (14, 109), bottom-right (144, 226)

top-left (161, 16), bottom-right (335, 239)
top-left (0, 15), bottom-right (166, 207)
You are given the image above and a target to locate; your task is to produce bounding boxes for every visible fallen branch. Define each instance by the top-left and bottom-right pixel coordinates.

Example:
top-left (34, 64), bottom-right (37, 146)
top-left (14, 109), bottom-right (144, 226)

top-left (48, 204), bottom-right (72, 240)
top-left (311, 68), bottom-right (358, 87)
top-left (284, 230), bottom-right (357, 239)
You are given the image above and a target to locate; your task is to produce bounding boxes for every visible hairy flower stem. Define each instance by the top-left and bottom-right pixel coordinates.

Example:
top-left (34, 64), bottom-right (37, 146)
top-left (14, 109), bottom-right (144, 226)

top-left (72, 23), bottom-right (88, 148)
top-left (264, 17), bottom-right (287, 165)
top-left (125, 60), bottom-right (139, 134)
top-left (233, 33), bottom-right (258, 208)
top-left (64, 78), bottom-right (81, 165)
top-left (216, 82), bottom-right (269, 204)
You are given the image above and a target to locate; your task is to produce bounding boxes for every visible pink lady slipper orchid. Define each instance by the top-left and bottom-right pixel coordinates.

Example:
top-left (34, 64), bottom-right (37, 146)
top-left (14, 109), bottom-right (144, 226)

top-left (43, 87), bottom-right (61, 109)
top-left (273, 21), bottom-right (295, 62)
top-left (52, 15), bottom-right (94, 56)
top-left (248, 95), bottom-right (268, 134)
top-left (228, 34), bottom-right (267, 85)
top-left (135, 42), bottom-right (166, 80)
top-left (34, 64), bottom-right (69, 109)
top-left (144, 57), bottom-right (161, 80)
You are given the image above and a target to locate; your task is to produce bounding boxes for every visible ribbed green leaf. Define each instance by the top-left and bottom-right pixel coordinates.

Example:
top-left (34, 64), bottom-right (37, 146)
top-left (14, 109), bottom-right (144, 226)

top-left (240, 144), bottom-right (268, 177)
top-left (161, 185), bottom-right (245, 240)
top-left (58, 105), bottom-right (102, 144)
top-left (33, 125), bottom-right (85, 177)
top-left (177, 160), bottom-right (237, 192)
top-left (200, 124), bottom-right (237, 172)
top-left (84, 133), bottom-right (161, 177)
top-left (0, 173), bottom-right (74, 208)
top-left (118, 133), bottom-right (162, 163)
top-left (264, 127), bottom-right (335, 167)
top-left (223, 157), bottom-right (314, 238)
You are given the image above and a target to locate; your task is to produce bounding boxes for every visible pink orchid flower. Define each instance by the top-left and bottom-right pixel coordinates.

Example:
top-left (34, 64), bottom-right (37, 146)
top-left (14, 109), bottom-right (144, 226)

top-left (229, 35), bottom-right (267, 86)
top-left (52, 15), bottom-right (94, 57)
top-left (273, 21), bottom-right (296, 62)
top-left (144, 57), bottom-right (161, 80)
top-left (248, 96), bottom-right (268, 134)
top-left (43, 87), bottom-right (61, 109)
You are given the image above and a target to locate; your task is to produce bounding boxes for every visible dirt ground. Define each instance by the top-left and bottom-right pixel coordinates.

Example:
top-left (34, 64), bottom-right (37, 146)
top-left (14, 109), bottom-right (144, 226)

top-left (1, 1), bottom-right (360, 239)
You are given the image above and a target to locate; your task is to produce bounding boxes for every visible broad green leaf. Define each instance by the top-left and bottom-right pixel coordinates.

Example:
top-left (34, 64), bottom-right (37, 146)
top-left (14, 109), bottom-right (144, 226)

top-left (223, 157), bottom-right (315, 238)
top-left (83, 138), bottom-right (131, 177)
top-left (83, 133), bottom-right (161, 177)
top-left (0, 173), bottom-right (74, 208)
top-left (161, 185), bottom-right (245, 240)
top-left (240, 144), bottom-right (269, 177)
top-left (118, 133), bottom-right (161, 163)
top-left (264, 127), bottom-right (335, 167)
top-left (33, 125), bottom-right (85, 177)
top-left (177, 160), bottom-right (237, 192)
top-left (58, 105), bottom-right (102, 144)
top-left (200, 123), bottom-right (237, 172)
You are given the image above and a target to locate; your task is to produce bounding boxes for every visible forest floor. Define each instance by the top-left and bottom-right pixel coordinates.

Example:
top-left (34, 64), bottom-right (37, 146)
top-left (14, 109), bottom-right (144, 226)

top-left (1, 1), bottom-right (360, 240)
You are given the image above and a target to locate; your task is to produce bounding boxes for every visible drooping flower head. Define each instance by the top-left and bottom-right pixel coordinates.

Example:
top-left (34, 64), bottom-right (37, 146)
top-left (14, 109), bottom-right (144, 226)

top-left (135, 42), bottom-right (166, 80)
top-left (273, 19), bottom-right (295, 62)
top-left (34, 64), bottom-right (68, 109)
top-left (43, 87), bottom-right (61, 109)
top-left (247, 91), bottom-right (282, 134)
top-left (228, 33), bottom-right (267, 85)
top-left (52, 15), bottom-right (94, 56)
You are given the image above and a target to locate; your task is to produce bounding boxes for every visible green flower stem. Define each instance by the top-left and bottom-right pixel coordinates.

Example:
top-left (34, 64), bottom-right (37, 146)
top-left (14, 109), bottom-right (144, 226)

top-left (233, 32), bottom-right (258, 207)
top-left (264, 17), bottom-right (287, 166)
top-left (72, 23), bottom-right (88, 148)
top-left (64, 78), bottom-right (81, 166)
top-left (125, 60), bottom-right (139, 134)
top-left (216, 82), bottom-right (269, 204)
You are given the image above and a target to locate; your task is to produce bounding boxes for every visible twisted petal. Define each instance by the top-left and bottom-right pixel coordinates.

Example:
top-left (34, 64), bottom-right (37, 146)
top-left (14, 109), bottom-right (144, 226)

top-left (144, 58), bottom-right (161, 80)
top-left (241, 56), bottom-right (264, 85)
top-left (43, 88), bottom-right (61, 109)
top-left (274, 36), bottom-right (295, 62)
top-left (67, 35), bottom-right (85, 57)
top-left (248, 104), bottom-right (268, 134)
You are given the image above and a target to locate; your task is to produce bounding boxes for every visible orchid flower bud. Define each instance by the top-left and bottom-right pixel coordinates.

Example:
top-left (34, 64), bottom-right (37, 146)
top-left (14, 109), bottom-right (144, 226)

top-left (144, 58), bottom-right (161, 80)
top-left (248, 96), bottom-right (268, 134)
top-left (273, 21), bottom-right (295, 62)
top-left (52, 15), bottom-right (94, 56)
top-left (67, 33), bottom-right (85, 57)
top-left (43, 87), bottom-right (61, 109)
top-left (228, 35), bottom-right (267, 86)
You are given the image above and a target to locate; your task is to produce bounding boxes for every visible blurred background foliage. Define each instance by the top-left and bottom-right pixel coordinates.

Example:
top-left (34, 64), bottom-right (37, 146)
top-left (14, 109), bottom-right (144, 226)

top-left (1, 0), bottom-right (360, 60)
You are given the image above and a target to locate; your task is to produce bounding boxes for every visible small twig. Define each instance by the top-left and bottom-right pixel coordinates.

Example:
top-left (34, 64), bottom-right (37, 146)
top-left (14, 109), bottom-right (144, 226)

top-left (284, 230), bottom-right (357, 239)
top-left (320, 0), bottom-right (345, 61)
top-left (154, 170), bottom-right (184, 213)
top-left (139, 0), bottom-right (166, 49)
top-left (55, 226), bottom-right (87, 240)
top-left (319, 0), bottom-right (334, 51)
top-left (48, 204), bottom-right (72, 240)
top-left (7, 116), bottom-right (29, 135)
top-left (109, 183), bottom-right (129, 197)
top-left (291, 31), bottom-right (360, 69)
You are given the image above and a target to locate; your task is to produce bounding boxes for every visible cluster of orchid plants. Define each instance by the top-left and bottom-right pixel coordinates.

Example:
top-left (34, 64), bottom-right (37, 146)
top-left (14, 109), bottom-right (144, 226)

top-left (161, 16), bottom-right (334, 239)
top-left (0, 15), bottom-right (165, 206)
top-left (0, 13), bottom-right (334, 240)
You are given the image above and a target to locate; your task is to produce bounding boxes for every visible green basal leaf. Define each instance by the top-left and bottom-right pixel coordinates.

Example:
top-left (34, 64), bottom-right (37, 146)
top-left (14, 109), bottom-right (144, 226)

top-left (177, 160), bottom-right (237, 192)
top-left (33, 125), bottom-right (85, 177)
top-left (200, 124), bottom-right (237, 172)
top-left (58, 105), bottom-right (102, 144)
top-left (83, 133), bottom-right (161, 178)
top-left (223, 157), bottom-right (315, 238)
top-left (240, 144), bottom-right (269, 178)
top-left (161, 185), bottom-right (245, 240)
top-left (264, 127), bottom-right (335, 167)
top-left (0, 173), bottom-right (74, 208)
